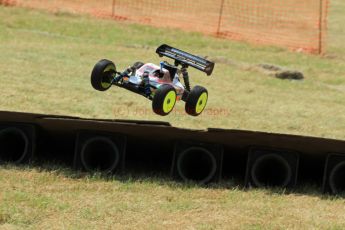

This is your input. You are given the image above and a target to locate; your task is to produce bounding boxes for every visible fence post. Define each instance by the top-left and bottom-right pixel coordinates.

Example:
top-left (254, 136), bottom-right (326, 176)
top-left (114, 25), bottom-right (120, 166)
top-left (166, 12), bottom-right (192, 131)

top-left (112, 0), bottom-right (116, 17)
top-left (216, 0), bottom-right (225, 35)
top-left (318, 0), bottom-right (324, 55)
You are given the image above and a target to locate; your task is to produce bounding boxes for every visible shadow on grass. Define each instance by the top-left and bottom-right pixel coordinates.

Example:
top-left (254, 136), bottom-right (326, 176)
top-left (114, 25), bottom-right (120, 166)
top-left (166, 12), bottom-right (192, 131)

top-left (1, 162), bottom-right (343, 200)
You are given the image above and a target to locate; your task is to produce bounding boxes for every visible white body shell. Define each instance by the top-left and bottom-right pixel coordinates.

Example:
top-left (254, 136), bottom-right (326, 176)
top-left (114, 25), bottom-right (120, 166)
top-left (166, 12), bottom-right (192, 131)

top-left (128, 63), bottom-right (185, 96)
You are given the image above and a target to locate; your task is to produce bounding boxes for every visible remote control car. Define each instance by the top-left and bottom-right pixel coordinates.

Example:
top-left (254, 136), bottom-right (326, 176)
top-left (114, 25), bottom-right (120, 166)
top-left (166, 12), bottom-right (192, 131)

top-left (90, 44), bottom-right (215, 116)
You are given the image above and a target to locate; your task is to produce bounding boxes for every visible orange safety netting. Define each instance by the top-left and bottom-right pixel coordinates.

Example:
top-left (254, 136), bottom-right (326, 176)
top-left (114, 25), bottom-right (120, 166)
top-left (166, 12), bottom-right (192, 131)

top-left (5, 0), bottom-right (329, 54)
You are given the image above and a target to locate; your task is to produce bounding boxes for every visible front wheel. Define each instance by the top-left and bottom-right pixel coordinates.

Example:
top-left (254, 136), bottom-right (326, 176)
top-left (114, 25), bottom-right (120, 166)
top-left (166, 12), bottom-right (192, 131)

top-left (91, 59), bottom-right (116, 91)
top-left (185, 86), bottom-right (208, 116)
top-left (152, 85), bottom-right (177, 116)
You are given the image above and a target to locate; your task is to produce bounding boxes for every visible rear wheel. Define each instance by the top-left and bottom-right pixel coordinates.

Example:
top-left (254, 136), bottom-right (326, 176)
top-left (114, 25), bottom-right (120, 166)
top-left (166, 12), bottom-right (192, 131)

top-left (185, 86), bottom-right (208, 116)
top-left (152, 85), bottom-right (177, 116)
top-left (91, 59), bottom-right (116, 91)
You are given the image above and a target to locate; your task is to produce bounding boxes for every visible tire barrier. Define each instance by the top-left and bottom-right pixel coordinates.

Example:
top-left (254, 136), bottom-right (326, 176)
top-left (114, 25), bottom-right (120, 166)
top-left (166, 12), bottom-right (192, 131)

top-left (80, 137), bottom-right (120, 173)
top-left (245, 148), bottom-right (299, 188)
top-left (0, 124), bottom-right (35, 164)
top-left (329, 162), bottom-right (345, 194)
top-left (2, 111), bottom-right (345, 194)
top-left (74, 132), bottom-right (126, 174)
top-left (323, 154), bottom-right (345, 194)
top-left (177, 147), bottom-right (217, 183)
top-left (124, 138), bottom-right (174, 175)
top-left (172, 142), bottom-right (223, 184)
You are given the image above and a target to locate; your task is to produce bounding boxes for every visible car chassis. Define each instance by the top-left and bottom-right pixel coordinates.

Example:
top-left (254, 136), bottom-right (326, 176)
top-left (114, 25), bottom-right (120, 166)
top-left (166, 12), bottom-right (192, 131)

top-left (91, 44), bottom-right (215, 116)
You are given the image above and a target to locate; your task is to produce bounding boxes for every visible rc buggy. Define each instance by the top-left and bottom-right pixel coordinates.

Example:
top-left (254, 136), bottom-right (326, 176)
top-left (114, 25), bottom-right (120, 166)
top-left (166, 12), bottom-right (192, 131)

top-left (90, 44), bottom-right (215, 116)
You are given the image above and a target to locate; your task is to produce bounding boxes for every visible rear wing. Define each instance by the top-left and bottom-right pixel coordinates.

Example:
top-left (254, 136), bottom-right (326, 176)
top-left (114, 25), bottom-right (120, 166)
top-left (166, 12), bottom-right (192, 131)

top-left (156, 44), bottom-right (215, 76)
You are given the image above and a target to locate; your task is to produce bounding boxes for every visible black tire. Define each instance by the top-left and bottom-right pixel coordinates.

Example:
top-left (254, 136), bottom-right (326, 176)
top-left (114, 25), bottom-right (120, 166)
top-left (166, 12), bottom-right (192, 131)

top-left (152, 85), bottom-right (177, 116)
top-left (91, 59), bottom-right (116, 91)
top-left (185, 86), bottom-right (208, 116)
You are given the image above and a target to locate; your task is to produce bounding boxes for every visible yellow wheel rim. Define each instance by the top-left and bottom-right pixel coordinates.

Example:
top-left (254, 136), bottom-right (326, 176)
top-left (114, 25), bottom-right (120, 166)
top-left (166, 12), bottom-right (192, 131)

top-left (103, 64), bottom-right (115, 72)
top-left (101, 81), bottom-right (111, 89)
top-left (195, 92), bottom-right (208, 114)
top-left (101, 64), bottom-right (115, 89)
top-left (163, 91), bottom-right (176, 113)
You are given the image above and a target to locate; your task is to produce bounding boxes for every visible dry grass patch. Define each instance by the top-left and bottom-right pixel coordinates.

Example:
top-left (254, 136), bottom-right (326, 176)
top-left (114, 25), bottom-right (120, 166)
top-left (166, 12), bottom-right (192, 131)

top-left (0, 3), bottom-right (345, 229)
top-left (1, 166), bottom-right (345, 229)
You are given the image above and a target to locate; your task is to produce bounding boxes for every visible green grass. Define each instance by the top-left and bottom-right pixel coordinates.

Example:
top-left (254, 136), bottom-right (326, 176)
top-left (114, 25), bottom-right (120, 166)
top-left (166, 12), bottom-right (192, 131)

top-left (0, 3), bottom-right (345, 139)
top-left (1, 165), bottom-right (345, 230)
top-left (0, 2), bottom-right (345, 229)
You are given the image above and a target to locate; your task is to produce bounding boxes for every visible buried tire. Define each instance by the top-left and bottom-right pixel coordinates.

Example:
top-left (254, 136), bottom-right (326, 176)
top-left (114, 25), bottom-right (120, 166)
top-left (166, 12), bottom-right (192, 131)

top-left (329, 161), bottom-right (345, 194)
top-left (152, 85), bottom-right (177, 116)
top-left (0, 127), bottom-right (29, 163)
top-left (185, 86), bottom-right (208, 116)
top-left (177, 147), bottom-right (217, 184)
top-left (80, 137), bottom-right (120, 173)
top-left (250, 154), bottom-right (292, 188)
top-left (91, 59), bottom-right (116, 91)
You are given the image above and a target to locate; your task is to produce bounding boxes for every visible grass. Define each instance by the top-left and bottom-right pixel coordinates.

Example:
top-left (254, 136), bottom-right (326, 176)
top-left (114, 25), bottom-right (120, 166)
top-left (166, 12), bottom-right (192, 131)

top-left (1, 165), bottom-right (345, 230)
top-left (0, 2), bottom-right (345, 138)
top-left (0, 1), bottom-right (345, 229)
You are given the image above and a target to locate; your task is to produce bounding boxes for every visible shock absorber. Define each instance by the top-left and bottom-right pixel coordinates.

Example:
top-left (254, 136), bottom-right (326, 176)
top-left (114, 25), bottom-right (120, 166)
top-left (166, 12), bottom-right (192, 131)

top-left (143, 71), bottom-right (151, 98)
top-left (181, 67), bottom-right (191, 101)
top-left (181, 67), bottom-right (191, 92)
